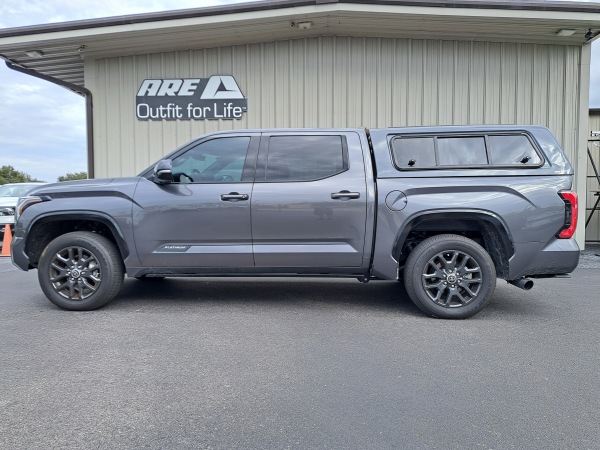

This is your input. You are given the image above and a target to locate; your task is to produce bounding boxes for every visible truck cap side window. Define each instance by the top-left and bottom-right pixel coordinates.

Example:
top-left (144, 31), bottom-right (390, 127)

top-left (488, 135), bottom-right (542, 165)
top-left (438, 136), bottom-right (488, 166)
top-left (391, 133), bottom-right (543, 170)
top-left (391, 137), bottom-right (436, 168)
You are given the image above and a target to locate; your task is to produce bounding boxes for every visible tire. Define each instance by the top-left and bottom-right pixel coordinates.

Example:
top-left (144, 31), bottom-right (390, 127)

top-left (404, 234), bottom-right (496, 319)
top-left (37, 231), bottom-right (124, 311)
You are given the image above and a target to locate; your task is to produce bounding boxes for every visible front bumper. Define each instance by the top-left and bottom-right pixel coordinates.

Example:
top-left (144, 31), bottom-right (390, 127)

top-left (10, 235), bottom-right (30, 271)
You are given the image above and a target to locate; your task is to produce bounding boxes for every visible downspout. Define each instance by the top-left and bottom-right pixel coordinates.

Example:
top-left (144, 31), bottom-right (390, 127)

top-left (575, 44), bottom-right (591, 248)
top-left (4, 61), bottom-right (95, 179)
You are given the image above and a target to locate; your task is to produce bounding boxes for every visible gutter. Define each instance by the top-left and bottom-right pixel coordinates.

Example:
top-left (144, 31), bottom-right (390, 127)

top-left (0, 0), bottom-right (598, 38)
top-left (4, 61), bottom-right (95, 179)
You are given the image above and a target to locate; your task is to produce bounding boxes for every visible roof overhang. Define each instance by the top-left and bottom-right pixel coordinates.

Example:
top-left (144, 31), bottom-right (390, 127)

top-left (0, 0), bottom-right (599, 87)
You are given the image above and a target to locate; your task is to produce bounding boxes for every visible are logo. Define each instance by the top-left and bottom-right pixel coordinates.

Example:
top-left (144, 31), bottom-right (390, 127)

top-left (135, 76), bottom-right (247, 121)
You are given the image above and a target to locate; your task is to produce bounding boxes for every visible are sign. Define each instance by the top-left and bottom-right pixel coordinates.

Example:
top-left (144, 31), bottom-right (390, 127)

top-left (135, 76), bottom-right (248, 121)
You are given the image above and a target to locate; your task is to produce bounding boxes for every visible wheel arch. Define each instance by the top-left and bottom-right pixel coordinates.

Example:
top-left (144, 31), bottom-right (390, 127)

top-left (25, 212), bottom-right (129, 268)
top-left (394, 210), bottom-right (514, 279)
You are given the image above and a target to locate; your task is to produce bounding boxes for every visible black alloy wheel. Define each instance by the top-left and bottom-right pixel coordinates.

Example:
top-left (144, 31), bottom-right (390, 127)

top-left (404, 234), bottom-right (496, 319)
top-left (38, 232), bottom-right (124, 311)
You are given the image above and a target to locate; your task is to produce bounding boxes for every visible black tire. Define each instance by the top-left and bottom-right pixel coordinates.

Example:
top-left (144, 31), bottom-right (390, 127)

top-left (404, 234), bottom-right (496, 319)
top-left (37, 231), bottom-right (124, 311)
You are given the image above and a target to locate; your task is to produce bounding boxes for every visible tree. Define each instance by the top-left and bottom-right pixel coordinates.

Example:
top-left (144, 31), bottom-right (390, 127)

top-left (0, 165), bottom-right (43, 184)
top-left (58, 172), bottom-right (88, 182)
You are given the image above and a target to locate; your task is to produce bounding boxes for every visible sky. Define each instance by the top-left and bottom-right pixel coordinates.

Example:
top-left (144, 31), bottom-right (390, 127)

top-left (0, 0), bottom-right (599, 183)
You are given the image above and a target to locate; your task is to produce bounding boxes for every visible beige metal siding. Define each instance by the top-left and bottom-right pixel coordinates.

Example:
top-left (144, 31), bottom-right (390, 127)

top-left (587, 112), bottom-right (600, 242)
top-left (85, 35), bottom-right (582, 180)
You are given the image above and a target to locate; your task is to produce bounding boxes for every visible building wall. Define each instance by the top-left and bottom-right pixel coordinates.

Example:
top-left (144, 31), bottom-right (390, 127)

top-left (587, 110), bottom-right (600, 242)
top-left (85, 36), bottom-right (582, 178)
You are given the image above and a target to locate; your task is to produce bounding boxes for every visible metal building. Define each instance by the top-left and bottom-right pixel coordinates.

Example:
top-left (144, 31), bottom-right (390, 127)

top-left (588, 108), bottom-right (600, 242)
top-left (0, 0), bottom-right (599, 245)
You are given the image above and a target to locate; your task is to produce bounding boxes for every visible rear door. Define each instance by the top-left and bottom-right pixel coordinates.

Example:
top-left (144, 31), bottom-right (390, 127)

top-left (251, 131), bottom-right (368, 270)
top-left (133, 133), bottom-right (259, 268)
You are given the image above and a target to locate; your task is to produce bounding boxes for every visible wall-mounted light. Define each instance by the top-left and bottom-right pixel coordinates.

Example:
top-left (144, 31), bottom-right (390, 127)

top-left (556, 29), bottom-right (576, 37)
top-left (24, 50), bottom-right (44, 58)
top-left (291, 21), bottom-right (313, 30)
top-left (585, 28), bottom-right (593, 40)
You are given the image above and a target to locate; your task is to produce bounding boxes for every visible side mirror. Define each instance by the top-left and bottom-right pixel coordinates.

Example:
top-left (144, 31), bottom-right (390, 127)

top-left (153, 159), bottom-right (173, 185)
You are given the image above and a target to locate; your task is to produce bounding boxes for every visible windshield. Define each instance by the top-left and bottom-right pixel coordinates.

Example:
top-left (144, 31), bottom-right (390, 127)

top-left (0, 184), bottom-right (42, 197)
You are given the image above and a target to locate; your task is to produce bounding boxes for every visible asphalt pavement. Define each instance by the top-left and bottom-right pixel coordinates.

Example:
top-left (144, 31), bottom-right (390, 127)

top-left (1, 249), bottom-right (599, 449)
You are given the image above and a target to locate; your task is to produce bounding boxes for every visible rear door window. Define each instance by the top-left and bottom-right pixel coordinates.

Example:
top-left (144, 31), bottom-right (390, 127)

top-left (263, 135), bottom-right (348, 182)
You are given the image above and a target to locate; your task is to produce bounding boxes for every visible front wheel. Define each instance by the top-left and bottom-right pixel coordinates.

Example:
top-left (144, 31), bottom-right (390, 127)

top-left (38, 231), bottom-right (124, 311)
top-left (404, 234), bottom-right (496, 319)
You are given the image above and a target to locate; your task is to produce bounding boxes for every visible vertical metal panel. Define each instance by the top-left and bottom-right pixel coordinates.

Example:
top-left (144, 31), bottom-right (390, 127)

top-left (333, 37), bottom-right (350, 128)
top-left (453, 41), bottom-right (470, 125)
top-left (484, 42), bottom-right (502, 124)
top-left (588, 112), bottom-right (600, 242)
top-left (88, 35), bottom-right (582, 185)
top-left (468, 42), bottom-right (486, 124)
top-left (500, 43), bottom-right (518, 125)
top-left (407, 39), bottom-right (424, 126)
top-left (515, 44), bottom-right (534, 125)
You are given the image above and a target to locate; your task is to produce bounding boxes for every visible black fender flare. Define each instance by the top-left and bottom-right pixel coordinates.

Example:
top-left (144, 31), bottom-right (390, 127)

top-left (27, 211), bottom-right (130, 260)
top-left (393, 209), bottom-right (514, 274)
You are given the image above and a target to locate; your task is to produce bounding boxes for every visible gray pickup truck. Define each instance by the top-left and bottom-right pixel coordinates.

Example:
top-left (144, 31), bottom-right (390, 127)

top-left (11, 126), bottom-right (579, 318)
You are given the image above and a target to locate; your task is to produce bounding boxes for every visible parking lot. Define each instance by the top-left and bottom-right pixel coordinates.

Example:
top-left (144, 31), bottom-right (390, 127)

top-left (1, 249), bottom-right (599, 449)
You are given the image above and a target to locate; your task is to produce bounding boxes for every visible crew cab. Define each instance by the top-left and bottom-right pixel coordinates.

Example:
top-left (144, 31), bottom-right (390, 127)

top-left (11, 126), bottom-right (579, 318)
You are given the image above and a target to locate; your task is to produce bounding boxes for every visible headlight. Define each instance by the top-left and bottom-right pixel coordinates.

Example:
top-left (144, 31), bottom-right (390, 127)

top-left (15, 196), bottom-right (49, 221)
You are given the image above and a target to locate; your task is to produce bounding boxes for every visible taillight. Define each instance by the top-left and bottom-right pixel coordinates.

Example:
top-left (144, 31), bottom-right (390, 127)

top-left (557, 191), bottom-right (578, 239)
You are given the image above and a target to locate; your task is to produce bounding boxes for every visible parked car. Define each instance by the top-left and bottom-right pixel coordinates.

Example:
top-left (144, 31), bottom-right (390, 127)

top-left (0, 183), bottom-right (46, 239)
top-left (12, 126), bottom-right (579, 318)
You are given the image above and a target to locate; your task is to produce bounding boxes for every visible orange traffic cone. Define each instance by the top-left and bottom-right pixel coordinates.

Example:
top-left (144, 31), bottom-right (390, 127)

top-left (1, 225), bottom-right (12, 257)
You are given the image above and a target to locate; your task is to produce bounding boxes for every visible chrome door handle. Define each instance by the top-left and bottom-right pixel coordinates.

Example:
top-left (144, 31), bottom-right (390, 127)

top-left (331, 191), bottom-right (360, 200)
top-left (220, 192), bottom-right (249, 201)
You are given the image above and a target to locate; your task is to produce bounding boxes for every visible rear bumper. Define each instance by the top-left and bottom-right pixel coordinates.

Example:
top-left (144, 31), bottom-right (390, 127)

top-left (508, 238), bottom-right (580, 280)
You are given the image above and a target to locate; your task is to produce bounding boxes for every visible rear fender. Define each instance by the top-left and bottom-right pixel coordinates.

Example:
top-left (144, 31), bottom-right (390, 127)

top-left (393, 210), bottom-right (514, 278)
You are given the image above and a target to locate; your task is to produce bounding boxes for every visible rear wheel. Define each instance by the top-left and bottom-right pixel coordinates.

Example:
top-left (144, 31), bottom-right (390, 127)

top-left (404, 234), bottom-right (496, 319)
top-left (38, 231), bottom-right (124, 311)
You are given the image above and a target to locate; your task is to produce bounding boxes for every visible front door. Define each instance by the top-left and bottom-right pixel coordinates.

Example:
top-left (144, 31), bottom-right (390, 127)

top-left (133, 134), bottom-right (259, 268)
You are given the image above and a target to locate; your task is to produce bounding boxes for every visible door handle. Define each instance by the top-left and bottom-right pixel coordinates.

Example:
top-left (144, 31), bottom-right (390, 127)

top-left (331, 191), bottom-right (360, 200)
top-left (220, 192), bottom-right (249, 201)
